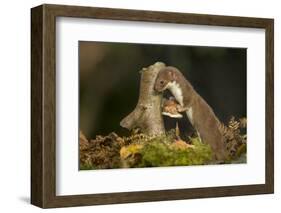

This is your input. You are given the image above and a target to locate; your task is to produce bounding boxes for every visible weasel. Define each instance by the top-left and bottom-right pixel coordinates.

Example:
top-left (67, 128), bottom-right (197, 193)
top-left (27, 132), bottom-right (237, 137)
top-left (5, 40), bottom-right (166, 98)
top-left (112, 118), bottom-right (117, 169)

top-left (154, 66), bottom-right (228, 161)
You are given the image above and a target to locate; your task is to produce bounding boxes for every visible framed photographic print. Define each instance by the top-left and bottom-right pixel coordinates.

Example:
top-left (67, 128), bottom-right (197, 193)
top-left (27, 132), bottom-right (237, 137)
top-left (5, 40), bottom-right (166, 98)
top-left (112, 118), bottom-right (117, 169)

top-left (31, 4), bottom-right (274, 208)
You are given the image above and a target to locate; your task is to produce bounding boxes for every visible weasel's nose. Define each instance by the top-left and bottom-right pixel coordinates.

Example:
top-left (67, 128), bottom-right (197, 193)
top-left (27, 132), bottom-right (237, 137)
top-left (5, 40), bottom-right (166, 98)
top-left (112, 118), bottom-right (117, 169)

top-left (154, 85), bottom-right (162, 93)
top-left (154, 84), bottom-right (158, 91)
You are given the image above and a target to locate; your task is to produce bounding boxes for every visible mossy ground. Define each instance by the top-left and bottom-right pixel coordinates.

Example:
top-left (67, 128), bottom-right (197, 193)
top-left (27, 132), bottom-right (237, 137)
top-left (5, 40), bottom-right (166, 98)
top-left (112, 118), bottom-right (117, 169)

top-left (120, 134), bottom-right (213, 168)
top-left (80, 127), bottom-right (246, 170)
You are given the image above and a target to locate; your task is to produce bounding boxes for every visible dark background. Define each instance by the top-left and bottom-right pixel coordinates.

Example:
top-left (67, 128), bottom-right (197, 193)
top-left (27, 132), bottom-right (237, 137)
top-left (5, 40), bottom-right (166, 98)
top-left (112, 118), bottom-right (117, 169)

top-left (79, 41), bottom-right (246, 139)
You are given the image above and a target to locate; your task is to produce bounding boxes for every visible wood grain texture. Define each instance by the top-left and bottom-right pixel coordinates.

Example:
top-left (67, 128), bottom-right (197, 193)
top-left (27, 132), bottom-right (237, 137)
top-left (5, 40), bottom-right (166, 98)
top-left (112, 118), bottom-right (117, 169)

top-left (31, 5), bottom-right (43, 207)
top-left (31, 4), bottom-right (274, 208)
top-left (265, 20), bottom-right (274, 193)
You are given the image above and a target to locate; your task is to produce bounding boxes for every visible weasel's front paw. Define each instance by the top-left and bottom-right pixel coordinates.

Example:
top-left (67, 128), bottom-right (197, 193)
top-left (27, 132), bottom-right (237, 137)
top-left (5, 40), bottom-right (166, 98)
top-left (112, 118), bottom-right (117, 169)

top-left (176, 105), bottom-right (187, 112)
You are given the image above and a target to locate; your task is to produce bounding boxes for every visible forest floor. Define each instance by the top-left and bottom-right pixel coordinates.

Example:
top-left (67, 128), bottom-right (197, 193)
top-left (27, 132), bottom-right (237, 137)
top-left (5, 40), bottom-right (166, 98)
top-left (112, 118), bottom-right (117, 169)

top-left (80, 118), bottom-right (246, 170)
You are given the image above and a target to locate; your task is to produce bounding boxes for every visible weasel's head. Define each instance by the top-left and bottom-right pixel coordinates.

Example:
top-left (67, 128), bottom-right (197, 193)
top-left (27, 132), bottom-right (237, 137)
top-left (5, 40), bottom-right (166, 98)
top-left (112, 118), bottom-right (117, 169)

top-left (154, 67), bottom-right (178, 92)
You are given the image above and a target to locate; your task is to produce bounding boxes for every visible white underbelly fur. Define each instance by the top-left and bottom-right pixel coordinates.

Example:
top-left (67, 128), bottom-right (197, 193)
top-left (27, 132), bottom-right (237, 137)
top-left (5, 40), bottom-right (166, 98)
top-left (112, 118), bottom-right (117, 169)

top-left (167, 81), bottom-right (194, 125)
top-left (186, 107), bottom-right (193, 125)
top-left (167, 81), bottom-right (184, 106)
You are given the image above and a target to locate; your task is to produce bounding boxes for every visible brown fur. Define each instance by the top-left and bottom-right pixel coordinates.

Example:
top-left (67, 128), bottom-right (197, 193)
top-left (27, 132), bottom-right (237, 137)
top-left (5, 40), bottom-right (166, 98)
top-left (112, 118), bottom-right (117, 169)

top-left (155, 66), bottom-right (228, 161)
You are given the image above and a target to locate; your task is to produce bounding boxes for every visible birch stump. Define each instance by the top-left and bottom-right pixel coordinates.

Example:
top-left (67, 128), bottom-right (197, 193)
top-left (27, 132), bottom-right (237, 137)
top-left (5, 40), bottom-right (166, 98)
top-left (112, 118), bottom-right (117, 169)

top-left (120, 62), bottom-right (166, 135)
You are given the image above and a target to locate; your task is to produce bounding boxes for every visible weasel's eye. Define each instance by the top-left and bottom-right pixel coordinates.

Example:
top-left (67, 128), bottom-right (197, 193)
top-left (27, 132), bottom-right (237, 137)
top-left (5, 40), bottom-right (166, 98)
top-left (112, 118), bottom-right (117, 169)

top-left (160, 80), bottom-right (164, 85)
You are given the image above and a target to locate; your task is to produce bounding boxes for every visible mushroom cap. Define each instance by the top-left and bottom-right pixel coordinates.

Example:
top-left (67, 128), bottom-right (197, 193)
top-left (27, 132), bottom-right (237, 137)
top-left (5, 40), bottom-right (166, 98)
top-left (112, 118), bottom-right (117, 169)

top-left (162, 97), bottom-right (183, 118)
top-left (162, 111), bottom-right (183, 118)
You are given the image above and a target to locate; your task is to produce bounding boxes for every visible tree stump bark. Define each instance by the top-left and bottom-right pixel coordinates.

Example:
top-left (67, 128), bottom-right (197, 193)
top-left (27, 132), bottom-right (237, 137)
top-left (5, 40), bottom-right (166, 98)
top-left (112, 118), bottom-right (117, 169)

top-left (120, 62), bottom-right (166, 135)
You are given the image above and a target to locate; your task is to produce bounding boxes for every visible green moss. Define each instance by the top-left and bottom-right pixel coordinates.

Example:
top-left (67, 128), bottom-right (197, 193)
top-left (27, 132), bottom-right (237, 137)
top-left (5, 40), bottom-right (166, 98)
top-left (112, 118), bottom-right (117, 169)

top-left (79, 163), bottom-right (96, 170)
top-left (121, 133), bottom-right (213, 168)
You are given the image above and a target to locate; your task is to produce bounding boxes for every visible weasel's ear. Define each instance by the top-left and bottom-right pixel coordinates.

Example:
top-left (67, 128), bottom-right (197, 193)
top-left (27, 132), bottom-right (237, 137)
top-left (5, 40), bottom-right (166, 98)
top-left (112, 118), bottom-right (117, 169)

top-left (168, 70), bottom-right (177, 80)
